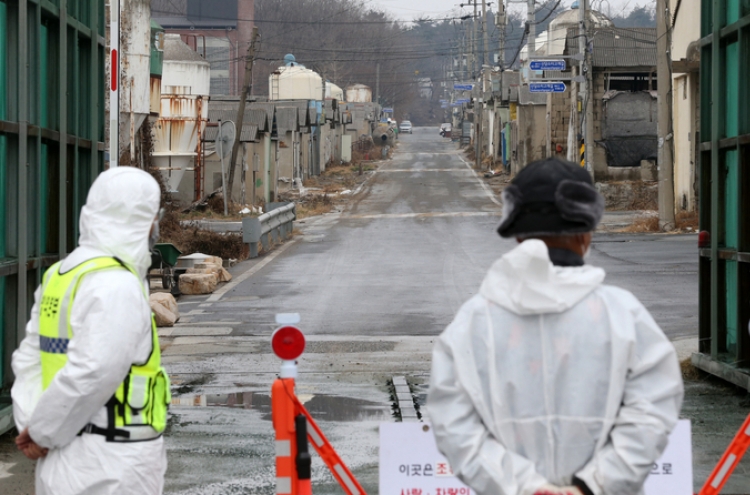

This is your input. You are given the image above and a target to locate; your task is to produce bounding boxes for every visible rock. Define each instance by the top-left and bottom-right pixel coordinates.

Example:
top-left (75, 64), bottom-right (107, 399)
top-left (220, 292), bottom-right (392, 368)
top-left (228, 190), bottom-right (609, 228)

top-left (204, 256), bottom-right (224, 267)
top-left (150, 293), bottom-right (180, 321)
top-left (195, 262), bottom-right (222, 275)
top-left (179, 273), bottom-right (218, 295)
top-left (219, 267), bottom-right (233, 283)
top-left (186, 267), bottom-right (215, 275)
top-left (151, 300), bottom-right (177, 327)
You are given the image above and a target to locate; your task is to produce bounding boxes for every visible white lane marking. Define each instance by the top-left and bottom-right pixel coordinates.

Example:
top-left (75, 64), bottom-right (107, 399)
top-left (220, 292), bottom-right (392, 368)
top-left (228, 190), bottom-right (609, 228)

top-left (205, 239), bottom-right (299, 302)
top-left (458, 155), bottom-right (503, 206)
top-left (377, 168), bottom-right (474, 173)
top-left (0, 462), bottom-right (15, 479)
top-left (158, 327), bottom-right (233, 337)
top-left (346, 211), bottom-right (501, 220)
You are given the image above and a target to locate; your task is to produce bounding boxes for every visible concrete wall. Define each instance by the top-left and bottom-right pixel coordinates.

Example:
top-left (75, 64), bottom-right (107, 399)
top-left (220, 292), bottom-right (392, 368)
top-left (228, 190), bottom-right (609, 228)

top-left (673, 73), bottom-right (699, 211)
top-left (515, 104), bottom-right (547, 173)
top-left (671, 0), bottom-right (700, 212)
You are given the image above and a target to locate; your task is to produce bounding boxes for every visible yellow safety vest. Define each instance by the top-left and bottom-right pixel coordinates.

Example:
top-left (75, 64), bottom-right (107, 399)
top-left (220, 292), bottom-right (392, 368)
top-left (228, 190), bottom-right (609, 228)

top-left (39, 257), bottom-right (170, 442)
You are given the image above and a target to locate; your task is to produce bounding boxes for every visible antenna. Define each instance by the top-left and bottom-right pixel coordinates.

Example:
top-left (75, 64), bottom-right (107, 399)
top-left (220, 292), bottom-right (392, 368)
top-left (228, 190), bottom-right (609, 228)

top-left (215, 119), bottom-right (236, 216)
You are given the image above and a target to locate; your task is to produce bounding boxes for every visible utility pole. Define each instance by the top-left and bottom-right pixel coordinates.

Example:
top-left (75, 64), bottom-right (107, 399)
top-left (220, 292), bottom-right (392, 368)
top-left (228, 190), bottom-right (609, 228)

top-left (375, 62), bottom-right (380, 105)
top-left (481, 0), bottom-right (489, 67)
top-left (497, 1), bottom-right (506, 70)
top-left (656, 0), bottom-right (675, 229)
top-left (227, 26), bottom-right (259, 203)
top-left (527, 0), bottom-right (536, 61)
top-left (578, 0), bottom-right (594, 176)
top-left (473, 0), bottom-right (478, 78)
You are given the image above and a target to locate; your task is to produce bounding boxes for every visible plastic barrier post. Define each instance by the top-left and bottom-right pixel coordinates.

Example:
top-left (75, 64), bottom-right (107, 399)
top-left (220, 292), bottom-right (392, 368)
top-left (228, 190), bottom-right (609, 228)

top-left (296, 414), bottom-right (313, 495)
top-left (292, 395), bottom-right (366, 495)
top-left (698, 413), bottom-right (750, 495)
top-left (272, 378), bottom-right (299, 495)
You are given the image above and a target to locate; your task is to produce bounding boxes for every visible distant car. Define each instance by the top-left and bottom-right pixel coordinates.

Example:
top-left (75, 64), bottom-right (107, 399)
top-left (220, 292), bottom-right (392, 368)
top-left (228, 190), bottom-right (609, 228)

top-left (400, 121), bottom-right (413, 134)
top-left (439, 123), bottom-right (452, 138)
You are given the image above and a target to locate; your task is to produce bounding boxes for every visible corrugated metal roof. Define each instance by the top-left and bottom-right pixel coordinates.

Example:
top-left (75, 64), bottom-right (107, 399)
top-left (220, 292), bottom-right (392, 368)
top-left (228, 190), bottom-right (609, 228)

top-left (566, 27), bottom-right (656, 68)
top-left (275, 106), bottom-right (299, 134)
top-left (272, 100), bottom-right (313, 127)
top-left (248, 102), bottom-right (276, 125)
top-left (203, 123), bottom-right (258, 143)
top-left (208, 102), bottom-right (270, 130)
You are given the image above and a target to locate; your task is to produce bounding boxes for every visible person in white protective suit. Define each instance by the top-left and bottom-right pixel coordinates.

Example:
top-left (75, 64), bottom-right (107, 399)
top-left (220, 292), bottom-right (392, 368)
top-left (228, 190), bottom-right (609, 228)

top-left (427, 158), bottom-right (684, 495)
top-left (11, 167), bottom-right (170, 495)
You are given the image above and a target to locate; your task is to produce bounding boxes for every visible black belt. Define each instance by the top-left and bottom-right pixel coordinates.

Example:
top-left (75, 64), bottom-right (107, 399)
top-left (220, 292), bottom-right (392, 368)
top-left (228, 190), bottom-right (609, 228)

top-left (78, 423), bottom-right (131, 440)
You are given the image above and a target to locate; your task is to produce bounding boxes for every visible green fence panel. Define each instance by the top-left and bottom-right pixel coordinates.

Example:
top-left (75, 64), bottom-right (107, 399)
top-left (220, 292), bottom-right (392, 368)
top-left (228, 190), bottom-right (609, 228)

top-left (724, 42), bottom-right (739, 138)
top-left (726, 260), bottom-right (739, 354)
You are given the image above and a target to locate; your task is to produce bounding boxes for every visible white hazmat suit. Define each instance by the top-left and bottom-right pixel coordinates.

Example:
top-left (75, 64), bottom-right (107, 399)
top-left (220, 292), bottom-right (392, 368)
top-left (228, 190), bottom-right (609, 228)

top-left (11, 167), bottom-right (167, 495)
top-left (427, 239), bottom-right (683, 495)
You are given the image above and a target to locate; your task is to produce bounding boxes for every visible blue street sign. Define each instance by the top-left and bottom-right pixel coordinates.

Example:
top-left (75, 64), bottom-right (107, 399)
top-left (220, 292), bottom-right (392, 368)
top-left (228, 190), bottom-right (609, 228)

top-left (455, 98), bottom-right (471, 104)
top-left (382, 107), bottom-right (394, 113)
top-left (453, 84), bottom-right (473, 91)
top-left (529, 59), bottom-right (566, 71)
top-left (529, 82), bottom-right (567, 93)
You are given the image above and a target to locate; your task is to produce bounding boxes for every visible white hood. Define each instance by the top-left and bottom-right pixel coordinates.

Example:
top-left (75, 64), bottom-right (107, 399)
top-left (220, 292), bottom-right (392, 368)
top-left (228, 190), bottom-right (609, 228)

top-left (479, 239), bottom-right (605, 315)
top-left (78, 167), bottom-right (160, 279)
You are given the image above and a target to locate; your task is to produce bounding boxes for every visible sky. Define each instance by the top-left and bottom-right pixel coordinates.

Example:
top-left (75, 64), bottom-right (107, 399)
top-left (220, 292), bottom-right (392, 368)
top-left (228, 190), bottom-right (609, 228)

top-left (370, 0), bottom-right (655, 22)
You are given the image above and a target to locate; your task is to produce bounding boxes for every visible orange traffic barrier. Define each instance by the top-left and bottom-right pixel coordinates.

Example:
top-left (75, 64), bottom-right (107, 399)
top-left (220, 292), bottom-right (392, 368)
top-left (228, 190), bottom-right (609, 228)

top-left (698, 412), bottom-right (750, 495)
top-left (272, 378), bottom-right (298, 495)
top-left (271, 322), bottom-right (367, 495)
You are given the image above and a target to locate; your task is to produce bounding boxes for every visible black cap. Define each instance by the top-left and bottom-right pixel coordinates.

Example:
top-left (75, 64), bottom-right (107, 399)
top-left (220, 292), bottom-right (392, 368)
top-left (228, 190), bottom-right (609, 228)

top-left (497, 157), bottom-right (604, 238)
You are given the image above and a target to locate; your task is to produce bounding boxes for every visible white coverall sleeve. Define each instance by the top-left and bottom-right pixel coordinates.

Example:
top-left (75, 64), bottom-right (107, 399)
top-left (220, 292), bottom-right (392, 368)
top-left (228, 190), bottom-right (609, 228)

top-left (428, 334), bottom-right (547, 495)
top-left (11, 285), bottom-right (44, 431)
top-left (574, 302), bottom-right (684, 495)
top-left (27, 271), bottom-right (152, 449)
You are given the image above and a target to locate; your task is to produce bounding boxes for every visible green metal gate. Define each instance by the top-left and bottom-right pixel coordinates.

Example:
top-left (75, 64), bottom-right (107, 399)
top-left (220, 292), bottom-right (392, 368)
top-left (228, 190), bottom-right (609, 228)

top-left (0, 0), bottom-right (105, 425)
top-left (695, 0), bottom-right (750, 389)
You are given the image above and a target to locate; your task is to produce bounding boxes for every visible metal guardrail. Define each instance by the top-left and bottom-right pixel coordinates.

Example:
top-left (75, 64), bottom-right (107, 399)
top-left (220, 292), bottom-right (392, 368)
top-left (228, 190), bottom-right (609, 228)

top-left (242, 202), bottom-right (296, 258)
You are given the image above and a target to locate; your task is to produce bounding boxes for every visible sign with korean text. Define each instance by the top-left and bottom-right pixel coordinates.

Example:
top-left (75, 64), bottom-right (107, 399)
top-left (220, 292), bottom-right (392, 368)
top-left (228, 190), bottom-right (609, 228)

top-left (453, 84), bottom-right (473, 91)
top-left (380, 423), bottom-right (474, 495)
top-left (529, 82), bottom-right (566, 93)
top-left (643, 420), bottom-right (693, 495)
top-left (530, 59), bottom-right (566, 71)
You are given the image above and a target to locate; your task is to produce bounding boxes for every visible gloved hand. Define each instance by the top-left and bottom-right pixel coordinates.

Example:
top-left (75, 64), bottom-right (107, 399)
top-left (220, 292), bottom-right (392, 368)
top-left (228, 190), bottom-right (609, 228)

top-left (533, 484), bottom-right (584, 495)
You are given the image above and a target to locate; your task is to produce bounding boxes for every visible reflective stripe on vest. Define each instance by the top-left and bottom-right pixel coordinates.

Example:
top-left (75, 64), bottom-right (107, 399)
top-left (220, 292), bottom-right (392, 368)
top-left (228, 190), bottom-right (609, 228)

top-left (39, 257), bottom-right (171, 441)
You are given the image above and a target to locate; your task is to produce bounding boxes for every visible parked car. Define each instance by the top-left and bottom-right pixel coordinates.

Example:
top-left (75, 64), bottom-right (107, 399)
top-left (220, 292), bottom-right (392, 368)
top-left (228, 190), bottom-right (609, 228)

top-left (400, 120), bottom-right (413, 134)
top-left (439, 123), bottom-right (452, 138)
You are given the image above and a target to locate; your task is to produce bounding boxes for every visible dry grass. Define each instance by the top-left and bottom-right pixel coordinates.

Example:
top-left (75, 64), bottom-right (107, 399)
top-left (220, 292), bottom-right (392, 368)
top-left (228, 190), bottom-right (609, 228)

top-left (629, 181), bottom-right (658, 210)
top-left (676, 210), bottom-right (699, 231)
top-left (620, 215), bottom-right (660, 233)
top-left (295, 194), bottom-right (335, 219)
top-left (680, 357), bottom-right (704, 381)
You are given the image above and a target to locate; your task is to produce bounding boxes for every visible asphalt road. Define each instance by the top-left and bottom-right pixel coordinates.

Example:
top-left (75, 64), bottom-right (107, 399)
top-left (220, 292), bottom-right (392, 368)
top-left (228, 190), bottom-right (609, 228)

top-left (188, 126), bottom-right (699, 340)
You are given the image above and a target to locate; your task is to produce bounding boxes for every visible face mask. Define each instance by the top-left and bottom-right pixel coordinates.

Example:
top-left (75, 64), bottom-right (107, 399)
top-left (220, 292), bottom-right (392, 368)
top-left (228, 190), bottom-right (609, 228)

top-left (149, 221), bottom-right (160, 251)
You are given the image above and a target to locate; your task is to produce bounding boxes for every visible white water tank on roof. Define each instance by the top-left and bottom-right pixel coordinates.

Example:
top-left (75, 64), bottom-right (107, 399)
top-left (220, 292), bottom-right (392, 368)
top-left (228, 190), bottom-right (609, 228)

top-left (547, 8), bottom-right (613, 55)
top-left (269, 65), bottom-right (323, 101)
top-left (326, 82), bottom-right (344, 101)
top-left (152, 34), bottom-right (210, 193)
top-left (345, 84), bottom-right (372, 103)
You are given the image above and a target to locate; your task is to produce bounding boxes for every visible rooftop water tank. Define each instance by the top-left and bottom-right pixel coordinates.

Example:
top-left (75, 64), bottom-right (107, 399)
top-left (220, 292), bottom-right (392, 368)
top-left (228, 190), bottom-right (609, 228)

top-left (270, 64), bottom-right (323, 101)
top-left (547, 8), bottom-right (613, 55)
top-left (345, 84), bottom-right (372, 103)
top-left (326, 82), bottom-right (344, 101)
